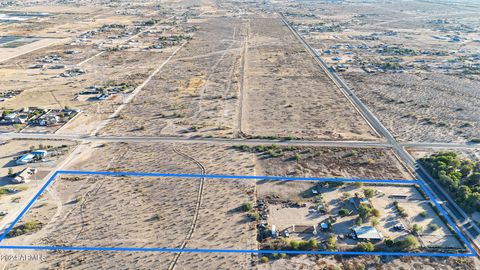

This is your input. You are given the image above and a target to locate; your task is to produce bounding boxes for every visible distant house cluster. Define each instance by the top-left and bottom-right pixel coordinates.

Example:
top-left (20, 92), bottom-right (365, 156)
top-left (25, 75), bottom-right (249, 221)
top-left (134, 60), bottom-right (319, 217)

top-left (0, 107), bottom-right (80, 127)
top-left (0, 90), bottom-right (22, 102)
top-left (78, 84), bottom-right (132, 101)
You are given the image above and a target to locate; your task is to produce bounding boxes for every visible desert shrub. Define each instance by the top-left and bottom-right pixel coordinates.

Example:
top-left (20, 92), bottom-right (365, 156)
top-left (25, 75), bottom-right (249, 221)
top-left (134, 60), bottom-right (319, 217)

top-left (241, 202), bottom-right (253, 212)
top-left (401, 235), bottom-right (419, 249)
top-left (356, 263), bottom-right (366, 270)
top-left (248, 212), bottom-right (260, 221)
top-left (384, 238), bottom-right (395, 247)
top-left (356, 217), bottom-right (363, 225)
top-left (338, 208), bottom-right (349, 216)
top-left (412, 224), bottom-right (422, 235)
top-left (358, 203), bottom-right (372, 220)
top-left (357, 241), bottom-right (374, 252)
top-left (326, 235), bottom-right (336, 251)
top-left (371, 217), bottom-right (379, 227)
top-left (363, 188), bottom-right (375, 199)
top-left (429, 223), bottom-right (439, 231)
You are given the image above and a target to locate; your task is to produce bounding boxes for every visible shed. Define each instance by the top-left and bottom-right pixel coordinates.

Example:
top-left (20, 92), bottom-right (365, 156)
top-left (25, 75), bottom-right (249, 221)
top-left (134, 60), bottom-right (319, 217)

top-left (352, 226), bottom-right (383, 241)
top-left (12, 167), bottom-right (37, 183)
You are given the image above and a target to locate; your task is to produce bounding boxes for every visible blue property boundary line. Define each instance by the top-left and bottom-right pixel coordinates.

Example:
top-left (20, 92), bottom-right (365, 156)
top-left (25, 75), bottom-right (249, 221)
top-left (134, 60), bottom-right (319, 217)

top-left (0, 170), bottom-right (475, 257)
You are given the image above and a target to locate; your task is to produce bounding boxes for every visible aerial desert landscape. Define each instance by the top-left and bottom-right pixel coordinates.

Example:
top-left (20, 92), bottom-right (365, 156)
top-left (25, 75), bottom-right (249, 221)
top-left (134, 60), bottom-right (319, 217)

top-left (0, 0), bottom-right (479, 269)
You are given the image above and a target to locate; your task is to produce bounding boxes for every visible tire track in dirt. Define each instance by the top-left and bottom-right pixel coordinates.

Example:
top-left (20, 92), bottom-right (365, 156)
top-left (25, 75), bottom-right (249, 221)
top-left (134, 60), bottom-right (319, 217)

top-left (167, 146), bottom-right (206, 270)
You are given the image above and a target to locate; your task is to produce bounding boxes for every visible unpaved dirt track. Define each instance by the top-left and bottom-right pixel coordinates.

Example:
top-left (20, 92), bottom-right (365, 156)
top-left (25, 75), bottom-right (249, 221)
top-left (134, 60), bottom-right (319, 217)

top-left (168, 146), bottom-right (206, 270)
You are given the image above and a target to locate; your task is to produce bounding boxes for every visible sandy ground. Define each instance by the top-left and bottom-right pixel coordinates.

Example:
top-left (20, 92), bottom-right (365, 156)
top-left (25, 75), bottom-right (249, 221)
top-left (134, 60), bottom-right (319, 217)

top-left (100, 15), bottom-right (245, 138)
top-left (1, 0), bottom-right (479, 269)
top-left (3, 141), bottom-right (257, 269)
top-left (252, 146), bottom-right (413, 180)
top-left (344, 72), bottom-right (480, 143)
top-left (242, 16), bottom-right (378, 141)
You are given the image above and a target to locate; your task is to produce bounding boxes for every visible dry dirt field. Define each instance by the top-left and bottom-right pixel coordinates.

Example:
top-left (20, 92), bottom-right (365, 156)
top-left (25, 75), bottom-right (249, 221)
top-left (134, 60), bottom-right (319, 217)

top-left (3, 141), bottom-right (257, 269)
top-left (99, 15), bottom-right (246, 138)
top-left (0, 140), bottom-right (420, 269)
top-left (1, 0), bottom-right (479, 269)
top-left (344, 72), bottom-right (480, 143)
top-left (251, 146), bottom-right (413, 180)
top-left (278, 0), bottom-right (480, 143)
top-left (242, 16), bottom-right (377, 141)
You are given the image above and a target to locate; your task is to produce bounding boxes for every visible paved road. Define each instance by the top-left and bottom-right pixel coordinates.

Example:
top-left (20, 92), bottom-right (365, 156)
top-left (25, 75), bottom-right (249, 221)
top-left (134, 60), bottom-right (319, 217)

top-left (279, 13), bottom-right (480, 254)
top-left (2, 131), bottom-right (479, 148)
top-left (1, 132), bottom-right (480, 150)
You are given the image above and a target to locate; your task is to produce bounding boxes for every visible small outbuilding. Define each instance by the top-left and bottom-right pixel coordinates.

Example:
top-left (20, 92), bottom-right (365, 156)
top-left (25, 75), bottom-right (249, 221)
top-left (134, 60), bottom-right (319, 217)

top-left (12, 167), bottom-right (37, 183)
top-left (351, 226), bottom-right (383, 242)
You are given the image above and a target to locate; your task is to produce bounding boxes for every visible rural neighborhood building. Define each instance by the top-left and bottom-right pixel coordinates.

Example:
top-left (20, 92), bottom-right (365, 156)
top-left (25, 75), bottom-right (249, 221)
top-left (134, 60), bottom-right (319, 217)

top-left (15, 150), bottom-right (48, 165)
top-left (352, 226), bottom-right (383, 241)
top-left (15, 153), bottom-right (35, 165)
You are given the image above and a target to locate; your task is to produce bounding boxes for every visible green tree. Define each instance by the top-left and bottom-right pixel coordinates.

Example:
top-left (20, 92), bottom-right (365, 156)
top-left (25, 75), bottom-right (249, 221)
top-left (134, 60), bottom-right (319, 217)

top-left (289, 240), bottom-right (300, 250)
top-left (356, 263), bottom-right (366, 270)
top-left (306, 239), bottom-right (318, 250)
top-left (467, 172), bottom-right (480, 186)
top-left (460, 164), bottom-right (473, 177)
top-left (358, 203), bottom-right (372, 220)
top-left (356, 216), bottom-right (363, 225)
top-left (457, 185), bottom-right (472, 201)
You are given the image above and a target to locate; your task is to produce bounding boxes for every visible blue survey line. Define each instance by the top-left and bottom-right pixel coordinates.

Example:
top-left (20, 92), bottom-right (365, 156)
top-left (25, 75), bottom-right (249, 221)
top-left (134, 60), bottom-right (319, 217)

top-left (0, 171), bottom-right (59, 242)
top-left (0, 245), bottom-right (474, 257)
top-left (0, 170), bottom-right (475, 257)
top-left (416, 180), bottom-right (476, 254)
top-left (57, 170), bottom-right (417, 184)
